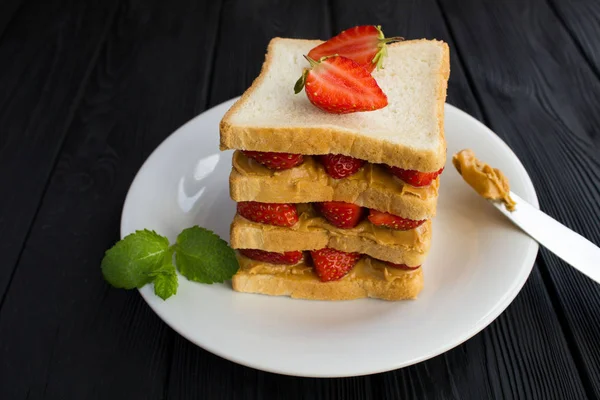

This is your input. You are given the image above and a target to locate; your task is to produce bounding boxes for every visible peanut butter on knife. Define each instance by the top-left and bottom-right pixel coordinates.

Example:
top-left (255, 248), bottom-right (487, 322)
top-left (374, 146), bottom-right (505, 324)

top-left (452, 149), bottom-right (516, 211)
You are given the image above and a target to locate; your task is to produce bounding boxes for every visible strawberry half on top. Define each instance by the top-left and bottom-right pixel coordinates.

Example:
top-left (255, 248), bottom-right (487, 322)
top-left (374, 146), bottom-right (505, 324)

top-left (318, 154), bottom-right (365, 179)
top-left (310, 248), bottom-right (361, 282)
top-left (237, 201), bottom-right (299, 227)
top-left (308, 25), bottom-right (403, 73)
top-left (388, 166), bottom-right (444, 187)
top-left (242, 150), bottom-right (304, 170)
top-left (368, 209), bottom-right (426, 231)
top-left (315, 201), bottom-right (363, 229)
top-left (294, 55), bottom-right (388, 114)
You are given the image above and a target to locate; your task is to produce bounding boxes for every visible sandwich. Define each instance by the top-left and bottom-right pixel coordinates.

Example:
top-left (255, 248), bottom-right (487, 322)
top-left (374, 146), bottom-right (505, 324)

top-left (219, 26), bottom-right (449, 300)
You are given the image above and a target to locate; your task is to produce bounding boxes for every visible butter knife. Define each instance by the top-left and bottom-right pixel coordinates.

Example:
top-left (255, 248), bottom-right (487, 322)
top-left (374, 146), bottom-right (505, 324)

top-left (491, 192), bottom-right (600, 284)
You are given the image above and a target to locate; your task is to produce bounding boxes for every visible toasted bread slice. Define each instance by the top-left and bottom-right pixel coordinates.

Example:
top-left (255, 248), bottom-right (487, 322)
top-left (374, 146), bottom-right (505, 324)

top-left (233, 254), bottom-right (423, 300)
top-left (230, 212), bottom-right (431, 266)
top-left (220, 38), bottom-right (449, 171)
top-left (230, 151), bottom-right (439, 220)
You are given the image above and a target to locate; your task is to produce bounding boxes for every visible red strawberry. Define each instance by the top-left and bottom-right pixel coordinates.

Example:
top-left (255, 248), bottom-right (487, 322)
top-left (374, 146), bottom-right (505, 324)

top-left (294, 55), bottom-right (387, 114)
top-left (239, 249), bottom-right (303, 265)
top-left (242, 151), bottom-right (304, 170)
top-left (368, 209), bottom-right (426, 230)
top-left (308, 25), bottom-right (403, 73)
top-left (388, 166), bottom-right (444, 187)
top-left (310, 248), bottom-right (361, 282)
top-left (384, 261), bottom-right (421, 271)
top-left (318, 154), bottom-right (366, 179)
top-left (315, 201), bottom-right (364, 229)
top-left (237, 202), bottom-right (298, 227)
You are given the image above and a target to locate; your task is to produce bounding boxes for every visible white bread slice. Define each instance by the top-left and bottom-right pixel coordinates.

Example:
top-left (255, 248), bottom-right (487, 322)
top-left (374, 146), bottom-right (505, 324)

top-left (230, 151), bottom-right (439, 220)
top-left (230, 214), bottom-right (431, 266)
top-left (233, 254), bottom-right (423, 300)
top-left (220, 38), bottom-right (450, 172)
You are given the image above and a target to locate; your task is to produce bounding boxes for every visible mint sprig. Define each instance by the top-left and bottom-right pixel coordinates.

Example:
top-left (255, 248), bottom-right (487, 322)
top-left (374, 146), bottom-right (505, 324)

top-left (101, 227), bottom-right (238, 300)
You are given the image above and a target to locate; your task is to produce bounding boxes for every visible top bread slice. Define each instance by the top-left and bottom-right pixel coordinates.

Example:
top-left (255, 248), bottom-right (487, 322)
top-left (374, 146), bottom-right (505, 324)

top-left (220, 38), bottom-right (450, 172)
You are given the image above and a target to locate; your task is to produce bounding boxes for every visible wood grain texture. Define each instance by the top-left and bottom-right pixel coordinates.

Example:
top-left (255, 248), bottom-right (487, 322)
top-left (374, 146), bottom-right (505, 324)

top-left (208, 0), bottom-right (332, 106)
top-left (0, 0), bottom-right (119, 301)
top-left (0, 0), bottom-right (24, 42)
top-left (547, 0), bottom-right (600, 91)
top-left (0, 0), bottom-right (222, 398)
top-left (438, 0), bottom-right (600, 397)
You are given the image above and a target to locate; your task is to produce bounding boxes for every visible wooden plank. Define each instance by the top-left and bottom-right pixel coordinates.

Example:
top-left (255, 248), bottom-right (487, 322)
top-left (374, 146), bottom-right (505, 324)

top-left (0, 0), bottom-right (222, 398)
top-left (547, 0), bottom-right (600, 87)
top-left (329, 1), bottom-right (589, 398)
top-left (0, 0), bottom-right (23, 41)
top-left (207, 0), bottom-right (332, 106)
top-left (164, 1), bottom-right (332, 398)
top-left (438, 0), bottom-right (600, 397)
top-left (0, 0), bottom-right (120, 300)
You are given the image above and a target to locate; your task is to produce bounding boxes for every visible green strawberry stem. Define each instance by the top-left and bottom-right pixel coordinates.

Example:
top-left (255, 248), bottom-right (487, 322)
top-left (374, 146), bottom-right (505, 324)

top-left (373, 25), bottom-right (404, 70)
top-left (304, 55), bottom-right (319, 67)
top-left (294, 69), bottom-right (309, 94)
top-left (295, 54), bottom-right (339, 94)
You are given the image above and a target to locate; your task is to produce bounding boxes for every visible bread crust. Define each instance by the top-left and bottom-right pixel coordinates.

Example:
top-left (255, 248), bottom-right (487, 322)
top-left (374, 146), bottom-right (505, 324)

top-left (230, 168), bottom-right (439, 220)
top-left (230, 215), bottom-right (431, 266)
top-left (232, 264), bottom-right (423, 301)
top-left (220, 38), bottom-right (450, 172)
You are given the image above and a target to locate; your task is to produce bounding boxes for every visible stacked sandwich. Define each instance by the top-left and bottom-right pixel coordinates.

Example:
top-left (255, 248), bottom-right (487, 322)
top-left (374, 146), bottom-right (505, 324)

top-left (220, 26), bottom-right (449, 300)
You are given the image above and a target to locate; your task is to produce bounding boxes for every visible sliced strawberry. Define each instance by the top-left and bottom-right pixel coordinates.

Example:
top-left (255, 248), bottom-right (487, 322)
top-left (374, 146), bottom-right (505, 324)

top-left (388, 166), bottom-right (444, 187)
top-left (242, 150), bottom-right (304, 170)
top-left (318, 154), bottom-right (366, 179)
top-left (310, 248), bottom-right (361, 282)
top-left (308, 25), bottom-right (403, 73)
top-left (239, 249), bottom-right (303, 265)
top-left (367, 209), bottom-right (426, 230)
top-left (294, 55), bottom-right (387, 114)
top-left (384, 261), bottom-right (421, 271)
top-left (237, 202), bottom-right (298, 227)
top-left (315, 201), bottom-right (364, 229)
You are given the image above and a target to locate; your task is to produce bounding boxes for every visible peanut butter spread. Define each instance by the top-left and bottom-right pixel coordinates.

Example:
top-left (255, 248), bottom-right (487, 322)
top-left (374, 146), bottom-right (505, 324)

top-left (232, 151), bottom-right (439, 201)
top-left (238, 254), bottom-right (418, 283)
top-left (234, 204), bottom-right (430, 250)
top-left (452, 149), bottom-right (516, 211)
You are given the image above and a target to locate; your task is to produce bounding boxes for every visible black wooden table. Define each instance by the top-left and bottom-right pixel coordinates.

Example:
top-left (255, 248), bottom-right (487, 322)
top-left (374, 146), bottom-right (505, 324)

top-left (1, 0), bottom-right (599, 398)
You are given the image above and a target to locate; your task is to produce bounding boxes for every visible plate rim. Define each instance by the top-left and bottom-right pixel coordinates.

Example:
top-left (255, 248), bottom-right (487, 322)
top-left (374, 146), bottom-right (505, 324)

top-left (121, 97), bottom-right (540, 377)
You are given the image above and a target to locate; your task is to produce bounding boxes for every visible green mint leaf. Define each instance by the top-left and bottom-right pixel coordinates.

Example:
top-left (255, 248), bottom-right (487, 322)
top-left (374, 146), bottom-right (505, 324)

top-left (148, 245), bottom-right (175, 271)
top-left (152, 263), bottom-right (178, 300)
top-left (151, 246), bottom-right (175, 274)
top-left (175, 226), bottom-right (239, 284)
top-left (101, 230), bottom-right (170, 289)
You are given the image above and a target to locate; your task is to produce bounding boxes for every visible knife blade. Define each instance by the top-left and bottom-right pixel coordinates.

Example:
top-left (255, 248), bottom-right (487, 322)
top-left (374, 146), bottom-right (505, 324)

top-left (491, 191), bottom-right (600, 284)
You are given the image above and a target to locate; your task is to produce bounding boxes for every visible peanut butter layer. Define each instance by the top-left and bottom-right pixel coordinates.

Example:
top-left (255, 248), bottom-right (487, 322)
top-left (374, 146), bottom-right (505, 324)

top-left (237, 253), bottom-right (421, 283)
top-left (230, 151), bottom-right (439, 220)
top-left (230, 204), bottom-right (431, 266)
top-left (233, 253), bottom-right (424, 300)
top-left (453, 149), bottom-right (516, 211)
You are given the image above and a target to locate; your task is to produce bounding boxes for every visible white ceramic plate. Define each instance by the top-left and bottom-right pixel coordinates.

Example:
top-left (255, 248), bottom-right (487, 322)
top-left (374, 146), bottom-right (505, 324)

top-left (122, 98), bottom-right (539, 377)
